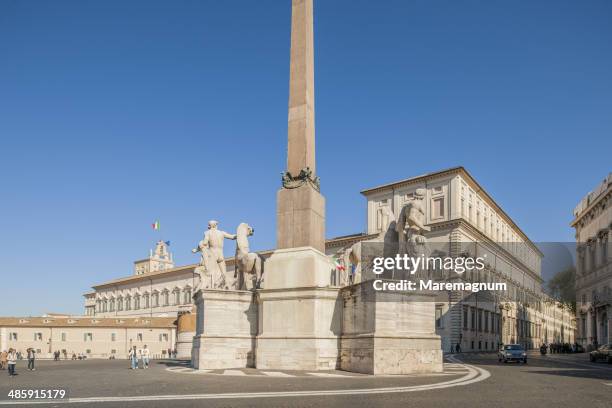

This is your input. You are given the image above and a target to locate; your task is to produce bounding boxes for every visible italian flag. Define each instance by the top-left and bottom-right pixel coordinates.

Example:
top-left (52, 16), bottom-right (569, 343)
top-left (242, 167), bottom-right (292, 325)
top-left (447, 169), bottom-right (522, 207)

top-left (334, 258), bottom-right (345, 271)
top-left (152, 221), bottom-right (160, 230)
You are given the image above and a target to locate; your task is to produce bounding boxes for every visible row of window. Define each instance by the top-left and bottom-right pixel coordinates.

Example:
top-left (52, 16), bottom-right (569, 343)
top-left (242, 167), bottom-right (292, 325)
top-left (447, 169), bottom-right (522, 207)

top-left (460, 182), bottom-right (537, 270)
top-left (461, 307), bottom-right (502, 334)
top-left (8, 332), bottom-right (169, 342)
top-left (96, 289), bottom-right (192, 313)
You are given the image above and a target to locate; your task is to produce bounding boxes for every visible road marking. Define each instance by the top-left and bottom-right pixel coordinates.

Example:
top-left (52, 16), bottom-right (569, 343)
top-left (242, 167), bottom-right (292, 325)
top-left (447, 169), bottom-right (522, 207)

top-left (222, 370), bottom-right (246, 376)
top-left (1, 359), bottom-right (490, 405)
top-left (604, 382), bottom-right (612, 386)
top-left (262, 371), bottom-right (295, 377)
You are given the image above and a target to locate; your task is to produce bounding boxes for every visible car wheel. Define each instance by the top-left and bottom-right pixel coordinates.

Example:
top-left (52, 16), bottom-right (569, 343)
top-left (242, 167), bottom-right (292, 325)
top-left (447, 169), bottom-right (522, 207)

top-left (503, 358), bottom-right (507, 364)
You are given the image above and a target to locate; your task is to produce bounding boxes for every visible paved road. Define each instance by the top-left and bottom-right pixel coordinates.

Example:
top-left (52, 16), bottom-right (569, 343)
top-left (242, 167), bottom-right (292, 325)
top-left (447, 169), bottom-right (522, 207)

top-left (0, 353), bottom-right (609, 408)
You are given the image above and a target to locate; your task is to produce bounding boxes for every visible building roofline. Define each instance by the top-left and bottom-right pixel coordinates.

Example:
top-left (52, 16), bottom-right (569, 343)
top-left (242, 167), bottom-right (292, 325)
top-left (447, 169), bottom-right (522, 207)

top-left (570, 181), bottom-right (612, 227)
top-left (360, 166), bottom-right (542, 256)
top-left (0, 316), bottom-right (176, 328)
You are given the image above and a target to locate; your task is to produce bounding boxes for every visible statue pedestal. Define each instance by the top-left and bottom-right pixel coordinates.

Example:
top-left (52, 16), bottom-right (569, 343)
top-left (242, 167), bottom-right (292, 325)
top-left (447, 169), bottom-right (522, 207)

top-left (191, 289), bottom-right (257, 369)
top-left (339, 281), bottom-right (443, 375)
top-left (176, 311), bottom-right (196, 360)
top-left (256, 247), bottom-right (342, 370)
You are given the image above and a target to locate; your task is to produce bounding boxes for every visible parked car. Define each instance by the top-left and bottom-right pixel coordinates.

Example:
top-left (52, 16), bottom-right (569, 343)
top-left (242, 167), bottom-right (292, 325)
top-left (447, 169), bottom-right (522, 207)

top-left (498, 344), bottom-right (527, 364)
top-left (589, 344), bottom-right (612, 363)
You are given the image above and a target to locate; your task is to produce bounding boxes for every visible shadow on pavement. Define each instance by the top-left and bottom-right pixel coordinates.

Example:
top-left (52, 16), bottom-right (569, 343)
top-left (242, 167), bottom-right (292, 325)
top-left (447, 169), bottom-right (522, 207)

top-left (154, 359), bottom-right (191, 368)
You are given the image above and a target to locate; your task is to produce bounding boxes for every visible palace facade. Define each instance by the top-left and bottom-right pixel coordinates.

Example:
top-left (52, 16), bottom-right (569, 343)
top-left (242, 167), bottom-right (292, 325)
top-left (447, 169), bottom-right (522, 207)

top-left (0, 315), bottom-right (176, 359)
top-left (573, 172), bottom-right (611, 348)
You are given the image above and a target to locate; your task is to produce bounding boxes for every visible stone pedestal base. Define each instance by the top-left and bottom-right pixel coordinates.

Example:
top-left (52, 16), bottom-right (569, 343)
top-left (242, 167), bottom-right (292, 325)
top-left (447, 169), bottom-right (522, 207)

top-left (339, 281), bottom-right (443, 375)
top-left (191, 289), bottom-right (257, 370)
top-left (176, 331), bottom-right (195, 359)
top-left (256, 247), bottom-right (341, 370)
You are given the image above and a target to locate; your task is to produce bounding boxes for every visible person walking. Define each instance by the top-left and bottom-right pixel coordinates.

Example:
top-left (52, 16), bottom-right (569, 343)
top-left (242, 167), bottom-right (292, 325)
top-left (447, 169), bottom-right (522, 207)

top-left (7, 349), bottom-right (17, 377)
top-left (0, 350), bottom-right (7, 370)
top-left (27, 348), bottom-right (36, 371)
top-left (129, 346), bottom-right (138, 370)
top-left (141, 345), bottom-right (150, 369)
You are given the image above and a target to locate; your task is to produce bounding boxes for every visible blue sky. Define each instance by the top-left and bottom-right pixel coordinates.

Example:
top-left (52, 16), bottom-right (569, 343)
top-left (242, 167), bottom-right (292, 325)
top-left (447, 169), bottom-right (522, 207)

top-left (1, 0), bottom-right (610, 316)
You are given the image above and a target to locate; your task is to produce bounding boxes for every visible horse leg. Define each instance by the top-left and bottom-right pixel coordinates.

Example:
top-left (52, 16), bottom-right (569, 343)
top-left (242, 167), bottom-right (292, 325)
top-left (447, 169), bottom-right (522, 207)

top-left (255, 256), bottom-right (262, 288)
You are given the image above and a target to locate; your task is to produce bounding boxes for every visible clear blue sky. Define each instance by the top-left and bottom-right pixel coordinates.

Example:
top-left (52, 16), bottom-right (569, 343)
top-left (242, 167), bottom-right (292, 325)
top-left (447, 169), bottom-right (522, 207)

top-left (1, 0), bottom-right (610, 316)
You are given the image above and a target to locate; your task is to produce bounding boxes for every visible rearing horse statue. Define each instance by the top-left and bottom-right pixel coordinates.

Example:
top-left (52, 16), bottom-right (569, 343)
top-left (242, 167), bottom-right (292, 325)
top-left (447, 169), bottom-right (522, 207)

top-left (234, 223), bottom-right (264, 290)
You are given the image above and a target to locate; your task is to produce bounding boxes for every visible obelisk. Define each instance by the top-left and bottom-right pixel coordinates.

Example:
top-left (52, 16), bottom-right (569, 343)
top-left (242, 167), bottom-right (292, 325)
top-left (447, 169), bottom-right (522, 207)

top-left (276, 0), bottom-right (325, 253)
top-left (256, 0), bottom-right (339, 370)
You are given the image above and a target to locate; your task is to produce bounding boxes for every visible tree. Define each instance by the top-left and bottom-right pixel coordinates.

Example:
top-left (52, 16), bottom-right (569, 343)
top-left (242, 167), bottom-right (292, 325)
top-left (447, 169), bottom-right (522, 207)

top-left (547, 266), bottom-right (576, 313)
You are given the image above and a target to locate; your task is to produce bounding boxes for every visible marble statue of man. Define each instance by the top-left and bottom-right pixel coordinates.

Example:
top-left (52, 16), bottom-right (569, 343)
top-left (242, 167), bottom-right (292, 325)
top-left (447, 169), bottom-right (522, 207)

top-left (192, 220), bottom-right (236, 289)
top-left (397, 188), bottom-right (431, 278)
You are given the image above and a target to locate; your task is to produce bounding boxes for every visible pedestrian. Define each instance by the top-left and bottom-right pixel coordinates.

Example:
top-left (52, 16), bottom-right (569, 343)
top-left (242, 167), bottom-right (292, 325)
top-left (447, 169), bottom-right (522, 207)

top-left (71, 352), bottom-right (76, 360)
top-left (7, 348), bottom-right (17, 377)
top-left (141, 345), bottom-right (150, 369)
top-left (129, 346), bottom-right (138, 370)
top-left (27, 348), bottom-right (36, 371)
top-left (455, 343), bottom-right (461, 353)
top-left (0, 350), bottom-right (7, 370)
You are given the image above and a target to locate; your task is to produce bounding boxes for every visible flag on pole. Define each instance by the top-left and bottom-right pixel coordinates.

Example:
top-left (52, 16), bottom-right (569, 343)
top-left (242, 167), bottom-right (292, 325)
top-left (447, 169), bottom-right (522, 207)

top-left (334, 257), bottom-right (345, 271)
top-left (152, 221), bottom-right (160, 230)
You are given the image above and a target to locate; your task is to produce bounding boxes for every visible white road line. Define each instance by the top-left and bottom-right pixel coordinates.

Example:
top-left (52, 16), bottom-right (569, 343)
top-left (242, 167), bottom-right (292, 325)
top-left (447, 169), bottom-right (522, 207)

top-left (222, 370), bottom-right (246, 376)
top-left (604, 382), bottom-right (612, 386)
top-left (262, 371), bottom-right (295, 377)
top-left (1, 359), bottom-right (490, 405)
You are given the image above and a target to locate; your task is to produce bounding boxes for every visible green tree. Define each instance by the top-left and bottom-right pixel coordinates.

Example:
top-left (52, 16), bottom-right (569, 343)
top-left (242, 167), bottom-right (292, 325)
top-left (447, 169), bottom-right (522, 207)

top-left (547, 266), bottom-right (576, 313)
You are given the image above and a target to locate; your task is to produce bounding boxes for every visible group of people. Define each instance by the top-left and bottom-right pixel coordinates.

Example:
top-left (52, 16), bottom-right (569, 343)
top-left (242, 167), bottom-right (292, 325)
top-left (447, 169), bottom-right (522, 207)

top-left (1, 349), bottom-right (20, 377)
top-left (128, 345), bottom-right (151, 370)
top-left (540, 342), bottom-right (581, 354)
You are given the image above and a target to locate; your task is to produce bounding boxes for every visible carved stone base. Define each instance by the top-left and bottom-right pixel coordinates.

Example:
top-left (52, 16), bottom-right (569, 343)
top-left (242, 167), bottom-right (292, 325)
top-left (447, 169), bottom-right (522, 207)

top-left (191, 289), bottom-right (257, 369)
top-left (339, 281), bottom-right (443, 374)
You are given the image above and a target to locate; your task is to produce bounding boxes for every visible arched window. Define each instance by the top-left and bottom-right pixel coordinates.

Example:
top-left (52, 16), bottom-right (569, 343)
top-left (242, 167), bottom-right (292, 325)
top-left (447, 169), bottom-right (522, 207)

top-left (173, 289), bottom-right (181, 305)
top-left (109, 298), bottom-right (115, 312)
top-left (143, 293), bottom-right (150, 309)
top-left (152, 292), bottom-right (159, 307)
top-left (134, 294), bottom-right (140, 310)
top-left (117, 296), bottom-right (123, 311)
top-left (183, 288), bottom-right (192, 304)
top-left (162, 290), bottom-right (169, 306)
top-left (103, 300), bottom-right (108, 312)
top-left (125, 295), bottom-right (132, 311)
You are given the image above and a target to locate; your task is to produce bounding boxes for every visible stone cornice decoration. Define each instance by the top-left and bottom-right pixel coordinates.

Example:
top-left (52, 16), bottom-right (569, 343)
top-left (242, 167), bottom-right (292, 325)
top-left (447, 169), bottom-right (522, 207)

top-left (571, 186), bottom-right (612, 227)
top-left (281, 167), bottom-right (320, 192)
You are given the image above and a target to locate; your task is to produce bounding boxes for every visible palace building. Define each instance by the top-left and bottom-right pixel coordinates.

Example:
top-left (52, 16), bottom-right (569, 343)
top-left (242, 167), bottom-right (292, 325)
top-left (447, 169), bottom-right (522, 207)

top-left (81, 167), bottom-right (574, 352)
top-left (573, 172), bottom-right (611, 348)
top-left (0, 315), bottom-right (176, 359)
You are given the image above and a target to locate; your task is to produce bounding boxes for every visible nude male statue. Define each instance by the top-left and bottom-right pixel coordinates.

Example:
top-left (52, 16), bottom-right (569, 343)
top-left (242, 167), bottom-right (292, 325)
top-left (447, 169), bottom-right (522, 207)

top-left (396, 188), bottom-right (431, 278)
top-left (192, 220), bottom-right (237, 289)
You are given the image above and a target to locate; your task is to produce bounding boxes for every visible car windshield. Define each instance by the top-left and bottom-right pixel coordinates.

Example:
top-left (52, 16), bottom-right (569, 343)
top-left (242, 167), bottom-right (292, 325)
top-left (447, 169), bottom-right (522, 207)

top-left (504, 345), bottom-right (523, 351)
